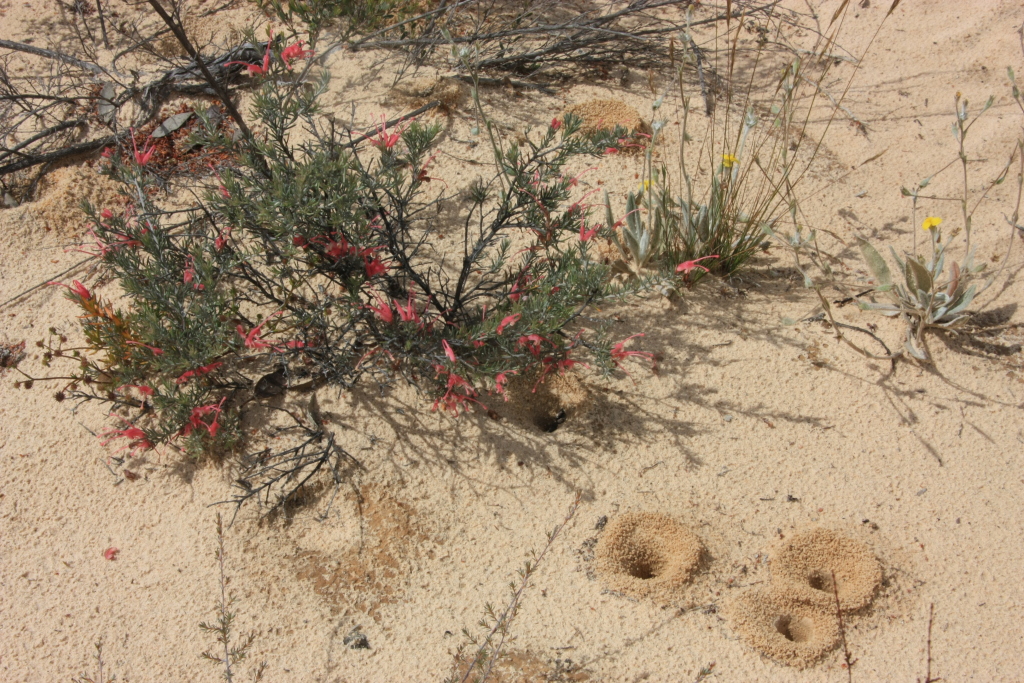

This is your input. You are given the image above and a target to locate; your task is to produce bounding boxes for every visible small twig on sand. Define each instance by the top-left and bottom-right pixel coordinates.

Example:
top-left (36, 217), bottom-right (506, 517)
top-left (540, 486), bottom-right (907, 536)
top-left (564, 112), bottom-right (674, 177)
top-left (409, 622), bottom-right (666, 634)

top-left (919, 603), bottom-right (941, 683)
top-left (0, 255), bottom-right (97, 310)
top-left (831, 570), bottom-right (855, 683)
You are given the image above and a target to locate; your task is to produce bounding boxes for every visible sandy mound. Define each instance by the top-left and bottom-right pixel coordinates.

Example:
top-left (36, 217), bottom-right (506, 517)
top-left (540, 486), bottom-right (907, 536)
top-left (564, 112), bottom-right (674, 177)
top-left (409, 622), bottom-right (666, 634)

top-left (769, 527), bottom-right (882, 611)
top-left (724, 588), bottom-right (840, 668)
top-left (595, 511), bottom-right (703, 601)
top-left (560, 99), bottom-right (649, 136)
top-left (495, 369), bottom-right (591, 433)
top-left (30, 164), bottom-right (122, 235)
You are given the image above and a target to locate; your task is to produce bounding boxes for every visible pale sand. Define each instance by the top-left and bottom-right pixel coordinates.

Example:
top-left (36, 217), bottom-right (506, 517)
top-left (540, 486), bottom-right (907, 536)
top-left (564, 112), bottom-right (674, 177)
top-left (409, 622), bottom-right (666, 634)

top-left (2, 1), bottom-right (1023, 681)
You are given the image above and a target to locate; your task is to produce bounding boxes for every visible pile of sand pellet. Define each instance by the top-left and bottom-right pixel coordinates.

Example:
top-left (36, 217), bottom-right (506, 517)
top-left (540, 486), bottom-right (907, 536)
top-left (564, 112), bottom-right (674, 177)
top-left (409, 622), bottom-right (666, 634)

top-left (595, 511), bottom-right (703, 602)
top-left (560, 99), bottom-right (649, 136)
top-left (495, 370), bottom-right (591, 433)
top-left (769, 527), bottom-right (882, 611)
top-left (30, 164), bottom-right (122, 235)
top-left (724, 588), bottom-right (841, 668)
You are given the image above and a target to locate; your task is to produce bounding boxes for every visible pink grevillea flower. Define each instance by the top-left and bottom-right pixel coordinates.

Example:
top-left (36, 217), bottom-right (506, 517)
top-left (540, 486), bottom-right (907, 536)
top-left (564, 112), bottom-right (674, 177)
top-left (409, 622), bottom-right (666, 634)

top-left (494, 371), bottom-right (514, 397)
top-left (517, 334), bottom-right (546, 357)
top-left (496, 313), bottom-right (520, 334)
top-left (180, 397), bottom-right (226, 437)
top-left (442, 339), bottom-right (456, 362)
top-left (579, 222), bottom-right (599, 242)
top-left (214, 226), bottom-right (232, 252)
top-left (364, 255), bottom-right (387, 278)
top-left (100, 147), bottom-right (114, 159)
top-left (183, 256), bottom-right (204, 291)
top-left (127, 341), bottom-right (164, 355)
top-left (118, 384), bottom-right (155, 396)
top-left (551, 117), bottom-right (562, 131)
top-left (50, 279), bottom-right (92, 300)
top-left (280, 40), bottom-right (314, 69)
top-left (226, 42), bottom-right (271, 76)
top-left (431, 370), bottom-right (481, 416)
top-left (236, 312), bottom-right (282, 351)
top-left (605, 147), bottom-right (619, 155)
top-left (611, 333), bottom-right (655, 370)
top-left (394, 294), bottom-right (421, 324)
top-left (369, 115), bottom-right (405, 150)
top-left (130, 129), bottom-right (156, 166)
top-left (676, 254), bottom-right (720, 275)
top-left (368, 296), bottom-right (394, 323)
top-left (176, 361), bottom-right (223, 385)
top-left (100, 419), bottom-right (153, 456)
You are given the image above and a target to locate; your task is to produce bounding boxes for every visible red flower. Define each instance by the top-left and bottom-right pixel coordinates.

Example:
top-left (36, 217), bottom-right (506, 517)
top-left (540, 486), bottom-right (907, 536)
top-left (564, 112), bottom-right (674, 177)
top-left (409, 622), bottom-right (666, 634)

top-left (130, 129), bottom-right (156, 166)
top-left (100, 147), bottom-right (113, 159)
top-left (368, 296), bottom-right (394, 323)
top-left (551, 118), bottom-right (562, 131)
top-left (611, 333), bottom-right (655, 370)
top-left (50, 279), bottom-right (92, 300)
top-left (236, 312), bottom-right (283, 351)
top-left (494, 371), bottom-right (514, 397)
top-left (364, 255), bottom-right (387, 278)
top-left (176, 361), bottom-right (223, 385)
top-left (517, 334), bottom-right (545, 357)
top-left (369, 115), bottom-right (405, 150)
top-left (183, 256), bottom-right (204, 291)
top-left (395, 294), bottom-right (421, 324)
top-left (579, 222), bottom-right (599, 242)
top-left (103, 547), bottom-right (119, 561)
top-left (496, 313), bottom-right (520, 334)
top-left (281, 40), bottom-right (314, 69)
top-left (180, 397), bottom-right (226, 437)
top-left (605, 147), bottom-right (619, 155)
top-left (225, 42), bottom-right (271, 76)
top-left (118, 384), bottom-right (154, 396)
top-left (442, 339), bottom-right (456, 362)
top-left (676, 254), bottom-right (719, 275)
top-left (100, 419), bottom-right (153, 456)
top-left (127, 341), bottom-right (164, 355)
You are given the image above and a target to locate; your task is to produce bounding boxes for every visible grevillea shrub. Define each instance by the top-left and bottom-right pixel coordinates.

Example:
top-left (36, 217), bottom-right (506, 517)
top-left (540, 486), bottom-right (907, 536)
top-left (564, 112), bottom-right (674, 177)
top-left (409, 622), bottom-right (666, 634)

top-left (43, 35), bottom-right (654, 478)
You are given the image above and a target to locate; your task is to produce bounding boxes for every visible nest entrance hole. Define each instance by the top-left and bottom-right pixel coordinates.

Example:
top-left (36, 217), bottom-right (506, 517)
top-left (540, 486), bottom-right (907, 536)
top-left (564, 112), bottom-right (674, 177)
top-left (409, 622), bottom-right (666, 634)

top-left (807, 570), bottom-right (834, 593)
top-left (774, 614), bottom-right (814, 643)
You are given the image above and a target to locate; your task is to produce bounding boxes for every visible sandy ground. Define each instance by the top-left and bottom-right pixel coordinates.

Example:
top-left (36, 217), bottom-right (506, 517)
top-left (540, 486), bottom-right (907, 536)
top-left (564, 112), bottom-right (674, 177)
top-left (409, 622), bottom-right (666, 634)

top-left (2, 0), bottom-right (1024, 681)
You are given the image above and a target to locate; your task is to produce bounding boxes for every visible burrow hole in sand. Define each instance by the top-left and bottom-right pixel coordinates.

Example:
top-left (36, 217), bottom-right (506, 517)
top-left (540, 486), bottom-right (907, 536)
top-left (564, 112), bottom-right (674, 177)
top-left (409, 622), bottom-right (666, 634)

top-left (774, 614), bottom-right (815, 644)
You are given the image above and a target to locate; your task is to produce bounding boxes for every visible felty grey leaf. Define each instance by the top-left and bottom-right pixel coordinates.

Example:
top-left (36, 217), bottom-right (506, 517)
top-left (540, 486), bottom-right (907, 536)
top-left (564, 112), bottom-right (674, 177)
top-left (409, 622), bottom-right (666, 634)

top-left (151, 111), bottom-right (193, 138)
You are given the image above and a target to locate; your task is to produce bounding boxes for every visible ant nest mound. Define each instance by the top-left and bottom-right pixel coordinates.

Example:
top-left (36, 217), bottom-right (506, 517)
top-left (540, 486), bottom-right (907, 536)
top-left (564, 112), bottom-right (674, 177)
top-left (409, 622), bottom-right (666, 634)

top-left (496, 370), bottom-right (590, 433)
top-left (560, 99), bottom-right (651, 136)
top-left (770, 527), bottom-right (882, 612)
top-left (595, 512), bottom-right (704, 601)
top-left (725, 588), bottom-right (840, 668)
top-left (28, 165), bottom-right (121, 235)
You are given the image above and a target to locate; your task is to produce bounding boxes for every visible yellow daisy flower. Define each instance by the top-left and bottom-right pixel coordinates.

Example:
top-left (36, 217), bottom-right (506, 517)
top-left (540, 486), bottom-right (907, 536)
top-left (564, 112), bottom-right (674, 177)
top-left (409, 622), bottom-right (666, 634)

top-left (922, 216), bottom-right (942, 231)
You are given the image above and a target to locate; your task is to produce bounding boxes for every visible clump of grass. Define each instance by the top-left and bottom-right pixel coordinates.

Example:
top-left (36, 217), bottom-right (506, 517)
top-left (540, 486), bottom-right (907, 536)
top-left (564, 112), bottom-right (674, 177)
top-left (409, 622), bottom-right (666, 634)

top-left (606, 4), bottom-right (902, 290)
